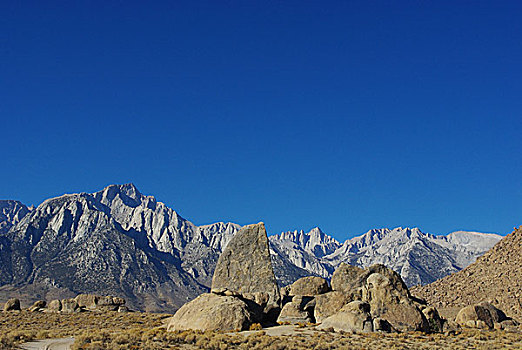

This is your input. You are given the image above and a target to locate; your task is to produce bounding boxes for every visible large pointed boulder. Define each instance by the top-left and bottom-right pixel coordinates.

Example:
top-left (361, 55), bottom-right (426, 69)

top-left (211, 222), bottom-right (280, 308)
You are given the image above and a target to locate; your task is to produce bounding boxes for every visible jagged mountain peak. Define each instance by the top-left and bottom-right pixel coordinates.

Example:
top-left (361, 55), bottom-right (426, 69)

top-left (0, 200), bottom-right (31, 235)
top-left (0, 184), bottom-right (243, 312)
top-left (273, 226), bottom-right (341, 258)
top-left (276, 226), bottom-right (339, 243)
top-left (95, 183), bottom-right (144, 207)
top-left (199, 221), bottom-right (240, 229)
top-left (0, 199), bottom-right (27, 208)
top-left (322, 226), bottom-right (502, 286)
top-left (197, 222), bottom-right (241, 251)
top-left (269, 227), bottom-right (340, 280)
top-left (0, 199), bottom-right (31, 217)
top-left (353, 227), bottom-right (425, 245)
top-left (308, 226), bottom-right (334, 239)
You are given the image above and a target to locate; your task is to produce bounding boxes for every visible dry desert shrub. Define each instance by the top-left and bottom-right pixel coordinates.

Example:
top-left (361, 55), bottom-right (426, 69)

top-left (0, 329), bottom-right (37, 349)
top-left (249, 323), bottom-right (263, 331)
top-left (2, 311), bottom-right (522, 349)
top-left (0, 310), bottom-right (168, 348)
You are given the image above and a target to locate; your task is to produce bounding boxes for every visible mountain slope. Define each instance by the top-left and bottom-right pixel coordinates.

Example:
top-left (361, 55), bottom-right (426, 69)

top-left (0, 184), bottom-right (237, 312)
top-left (0, 200), bottom-right (32, 284)
top-left (0, 200), bottom-right (31, 235)
top-left (412, 226), bottom-right (522, 322)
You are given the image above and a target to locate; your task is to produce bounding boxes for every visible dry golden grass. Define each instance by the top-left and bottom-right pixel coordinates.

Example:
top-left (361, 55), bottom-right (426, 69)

top-left (1, 311), bottom-right (522, 349)
top-left (0, 310), bottom-right (167, 349)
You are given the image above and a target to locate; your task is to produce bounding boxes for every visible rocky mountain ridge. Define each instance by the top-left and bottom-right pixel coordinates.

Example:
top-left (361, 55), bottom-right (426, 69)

top-left (0, 200), bottom-right (31, 235)
top-left (270, 226), bottom-right (502, 286)
top-left (0, 184), bottom-right (502, 311)
top-left (0, 184), bottom-right (239, 312)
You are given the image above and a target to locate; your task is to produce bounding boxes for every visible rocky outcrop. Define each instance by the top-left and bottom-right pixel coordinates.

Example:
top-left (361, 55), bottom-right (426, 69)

top-left (361, 266), bottom-right (427, 332)
top-left (331, 263), bottom-right (365, 295)
top-left (314, 263), bottom-right (432, 332)
top-left (288, 276), bottom-right (330, 297)
top-left (61, 299), bottom-right (79, 313)
top-left (314, 291), bottom-right (352, 323)
top-left (212, 222), bottom-right (280, 310)
top-left (3, 298), bottom-right (20, 311)
top-left (455, 302), bottom-right (517, 330)
top-left (318, 301), bottom-right (373, 332)
top-left (277, 276), bottom-right (330, 324)
top-left (277, 296), bottom-right (314, 324)
top-left (48, 299), bottom-right (62, 312)
top-left (167, 293), bottom-right (255, 332)
top-left (329, 262), bottom-right (424, 331)
top-left (75, 294), bottom-right (126, 311)
top-left (277, 262), bottom-right (438, 332)
top-left (168, 222), bottom-right (283, 331)
top-left (75, 294), bottom-right (99, 309)
top-left (422, 306), bottom-right (444, 332)
top-left (28, 300), bottom-right (46, 312)
top-left (32, 294), bottom-right (127, 313)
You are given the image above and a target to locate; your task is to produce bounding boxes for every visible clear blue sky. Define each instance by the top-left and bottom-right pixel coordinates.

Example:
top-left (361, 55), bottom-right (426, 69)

top-left (1, 1), bottom-right (521, 240)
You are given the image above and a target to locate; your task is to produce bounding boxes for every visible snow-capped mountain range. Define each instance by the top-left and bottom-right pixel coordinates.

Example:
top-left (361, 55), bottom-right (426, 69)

top-left (270, 226), bottom-right (502, 286)
top-left (0, 184), bottom-right (502, 311)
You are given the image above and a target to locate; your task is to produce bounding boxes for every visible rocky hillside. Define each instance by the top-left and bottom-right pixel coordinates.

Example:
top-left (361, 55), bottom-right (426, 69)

top-left (270, 227), bottom-right (502, 287)
top-left (412, 226), bottom-right (522, 322)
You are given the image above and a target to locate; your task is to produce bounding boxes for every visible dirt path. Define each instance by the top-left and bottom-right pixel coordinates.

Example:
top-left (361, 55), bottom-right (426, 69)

top-left (19, 337), bottom-right (75, 350)
top-left (231, 324), bottom-right (319, 337)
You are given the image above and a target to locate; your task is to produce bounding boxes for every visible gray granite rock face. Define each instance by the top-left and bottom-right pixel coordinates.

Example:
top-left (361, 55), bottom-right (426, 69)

top-left (211, 222), bottom-right (280, 308)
